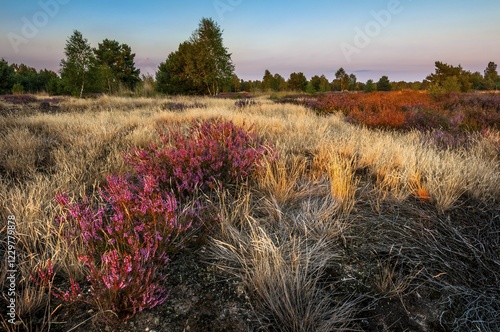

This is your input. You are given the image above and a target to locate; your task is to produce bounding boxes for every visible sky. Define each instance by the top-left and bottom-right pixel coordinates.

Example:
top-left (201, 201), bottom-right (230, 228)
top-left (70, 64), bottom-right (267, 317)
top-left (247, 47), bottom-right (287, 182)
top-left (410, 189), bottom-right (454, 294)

top-left (1, 0), bottom-right (499, 82)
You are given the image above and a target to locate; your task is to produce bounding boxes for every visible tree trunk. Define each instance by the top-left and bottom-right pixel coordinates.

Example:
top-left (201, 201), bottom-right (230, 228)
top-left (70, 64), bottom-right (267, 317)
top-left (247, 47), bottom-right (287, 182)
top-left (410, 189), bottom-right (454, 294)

top-left (79, 80), bottom-right (84, 98)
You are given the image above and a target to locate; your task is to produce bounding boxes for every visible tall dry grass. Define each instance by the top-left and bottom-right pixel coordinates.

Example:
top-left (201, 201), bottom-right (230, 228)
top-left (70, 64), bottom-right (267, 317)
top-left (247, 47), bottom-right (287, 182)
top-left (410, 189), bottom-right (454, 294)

top-left (1, 95), bottom-right (499, 331)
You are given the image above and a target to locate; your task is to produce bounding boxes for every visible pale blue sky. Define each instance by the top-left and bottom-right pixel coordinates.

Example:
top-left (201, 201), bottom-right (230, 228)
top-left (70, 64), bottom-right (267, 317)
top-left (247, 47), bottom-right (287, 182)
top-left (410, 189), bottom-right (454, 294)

top-left (1, 0), bottom-right (499, 82)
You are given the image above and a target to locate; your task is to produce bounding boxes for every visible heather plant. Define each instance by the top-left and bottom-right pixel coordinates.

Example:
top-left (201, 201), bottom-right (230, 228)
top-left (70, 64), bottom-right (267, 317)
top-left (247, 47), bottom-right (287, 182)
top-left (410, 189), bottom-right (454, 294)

top-left (2, 95), bottom-right (499, 331)
top-left (234, 98), bottom-right (258, 108)
top-left (421, 129), bottom-right (475, 150)
top-left (124, 118), bottom-right (270, 199)
top-left (161, 101), bottom-right (206, 112)
top-left (32, 117), bottom-right (270, 323)
top-left (277, 91), bottom-right (500, 134)
top-left (34, 174), bottom-right (190, 322)
top-left (405, 107), bottom-right (451, 131)
top-left (0, 94), bottom-right (38, 104)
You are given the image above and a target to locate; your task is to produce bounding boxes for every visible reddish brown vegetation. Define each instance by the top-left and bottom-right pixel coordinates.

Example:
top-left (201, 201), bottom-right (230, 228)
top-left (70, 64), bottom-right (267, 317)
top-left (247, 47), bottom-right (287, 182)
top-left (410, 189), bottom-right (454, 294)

top-left (279, 91), bottom-right (500, 133)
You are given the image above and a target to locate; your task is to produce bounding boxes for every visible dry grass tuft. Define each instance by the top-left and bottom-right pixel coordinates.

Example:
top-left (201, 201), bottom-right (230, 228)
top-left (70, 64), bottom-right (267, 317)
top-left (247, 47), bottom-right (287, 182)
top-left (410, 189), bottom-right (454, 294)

top-left (312, 145), bottom-right (359, 215)
top-left (211, 190), bottom-right (360, 331)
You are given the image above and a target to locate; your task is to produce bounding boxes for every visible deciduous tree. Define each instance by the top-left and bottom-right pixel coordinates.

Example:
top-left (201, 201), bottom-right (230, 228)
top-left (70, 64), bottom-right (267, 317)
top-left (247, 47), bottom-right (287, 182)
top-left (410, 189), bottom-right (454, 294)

top-left (156, 18), bottom-right (234, 96)
top-left (334, 67), bottom-right (350, 91)
top-left (187, 18), bottom-right (234, 96)
top-left (60, 30), bottom-right (99, 97)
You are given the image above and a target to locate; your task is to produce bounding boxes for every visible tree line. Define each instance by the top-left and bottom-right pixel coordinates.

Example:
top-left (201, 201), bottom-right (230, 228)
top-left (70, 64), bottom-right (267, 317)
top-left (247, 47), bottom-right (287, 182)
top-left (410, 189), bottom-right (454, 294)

top-left (1, 17), bottom-right (499, 97)
top-left (1, 31), bottom-right (141, 97)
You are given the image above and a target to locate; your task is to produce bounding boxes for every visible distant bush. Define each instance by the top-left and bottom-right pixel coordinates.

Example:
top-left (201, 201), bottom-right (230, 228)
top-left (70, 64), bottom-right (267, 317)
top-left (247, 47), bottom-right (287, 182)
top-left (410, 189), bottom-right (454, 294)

top-left (161, 101), bottom-right (206, 112)
top-left (1, 94), bottom-right (37, 104)
top-left (11, 83), bottom-right (24, 95)
top-left (405, 107), bottom-right (451, 131)
top-left (234, 98), bottom-right (258, 108)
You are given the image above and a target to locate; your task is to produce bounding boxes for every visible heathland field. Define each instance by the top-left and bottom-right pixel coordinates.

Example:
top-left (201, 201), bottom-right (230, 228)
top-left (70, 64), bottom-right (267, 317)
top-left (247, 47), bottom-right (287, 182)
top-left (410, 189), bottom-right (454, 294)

top-left (1, 94), bottom-right (499, 331)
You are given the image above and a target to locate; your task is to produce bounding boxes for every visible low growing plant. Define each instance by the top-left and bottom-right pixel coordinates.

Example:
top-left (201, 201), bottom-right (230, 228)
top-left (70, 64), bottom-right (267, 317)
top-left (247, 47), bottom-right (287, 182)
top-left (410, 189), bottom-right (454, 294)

top-left (33, 118), bottom-right (271, 323)
top-left (124, 118), bottom-right (270, 199)
top-left (34, 174), bottom-right (191, 322)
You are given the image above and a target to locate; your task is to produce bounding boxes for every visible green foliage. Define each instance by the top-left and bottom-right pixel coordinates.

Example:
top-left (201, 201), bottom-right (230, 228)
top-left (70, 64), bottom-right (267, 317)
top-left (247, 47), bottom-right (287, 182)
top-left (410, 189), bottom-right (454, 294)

top-left (0, 58), bottom-right (16, 94)
top-left (156, 18), bottom-right (234, 96)
top-left (377, 75), bottom-right (392, 91)
top-left (94, 39), bottom-right (141, 93)
top-left (310, 74), bottom-right (331, 93)
top-left (60, 30), bottom-right (101, 97)
top-left (273, 73), bottom-right (287, 91)
top-left (225, 74), bottom-right (241, 92)
top-left (364, 79), bottom-right (375, 93)
top-left (306, 82), bottom-right (316, 94)
top-left (156, 42), bottom-right (202, 95)
top-left (0, 59), bottom-right (60, 95)
top-left (262, 69), bottom-right (273, 91)
top-left (484, 61), bottom-right (499, 90)
top-left (348, 73), bottom-right (358, 91)
top-left (261, 70), bottom-right (288, 92)
top-left (11, 82), bottom-right (24, 94)
top-left (287, 72), bottom-right (307, 92)
top-left (12, 63), bottom-right (38, 93)
top-left (188, 18), bottom-right (234, 95)
top-left (426, 61), bottom-right (473, 94)
top-left (309, 75), bottom-right (322, 92)
top-left (428, 76), bottom-right (462, 96)
top-left (334, 67), bottom-right (350, 91)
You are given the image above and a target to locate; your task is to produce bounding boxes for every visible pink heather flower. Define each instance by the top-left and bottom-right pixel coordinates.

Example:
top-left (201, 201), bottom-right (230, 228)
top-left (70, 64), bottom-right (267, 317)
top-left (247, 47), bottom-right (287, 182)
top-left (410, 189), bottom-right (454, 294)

top-left (48, 118), bottom-right (271, 320)
top-left (55, 192), bottom-right (70, 206)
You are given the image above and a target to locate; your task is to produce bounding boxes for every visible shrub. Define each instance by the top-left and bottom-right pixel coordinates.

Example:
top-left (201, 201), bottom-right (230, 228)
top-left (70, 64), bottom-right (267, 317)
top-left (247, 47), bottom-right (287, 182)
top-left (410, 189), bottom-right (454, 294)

top-left (12, 83), bottom-right (24, 95)
top-left (278, 91), bottom-right (500, 134)
top-left (1, 94), bottom-right (37, 104)
top-left (33, 118), bottom-right (270, 322)
top-left (234, 98), bottom-right (258, 108)
top-left (124, 118), bottom-right (269, 199)
top-left (421, 129), bottom-right (473, 150)
top-left (34, 175), bottom-right (190, 322)
top-left (405, 107), bottom-right (451, 131)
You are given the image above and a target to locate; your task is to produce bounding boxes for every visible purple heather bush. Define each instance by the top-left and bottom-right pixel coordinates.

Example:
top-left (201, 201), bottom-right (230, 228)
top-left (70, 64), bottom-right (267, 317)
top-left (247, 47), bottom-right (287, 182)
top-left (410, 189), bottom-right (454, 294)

top-left (124, 118), bottom-right (269, 199)
top-left (34, 178), bottom-right (183, 321)
top-left (1, 94), bottom-right (38, 104)
top-left (405, 107), bottom-right (451, 131)
top-left (34, 118), bottom-right (270, 322)
top-left (421, 129), bottom-right (475, 150)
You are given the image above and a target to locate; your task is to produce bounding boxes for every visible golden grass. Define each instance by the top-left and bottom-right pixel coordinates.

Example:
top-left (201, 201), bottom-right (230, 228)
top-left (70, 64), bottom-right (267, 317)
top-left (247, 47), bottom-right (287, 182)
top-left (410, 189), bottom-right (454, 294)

top-left (212, 190), bottom-right (358, 331)
top-left (1, 95), bottom-right (499, 330)
top-left (312, 145), bottom-right (359, 215)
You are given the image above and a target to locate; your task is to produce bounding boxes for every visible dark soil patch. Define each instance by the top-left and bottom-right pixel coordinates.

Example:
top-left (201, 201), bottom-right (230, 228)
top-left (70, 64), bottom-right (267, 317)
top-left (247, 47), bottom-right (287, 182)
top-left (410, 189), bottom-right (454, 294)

top-left (42, 248), bottom-right (258, 332)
